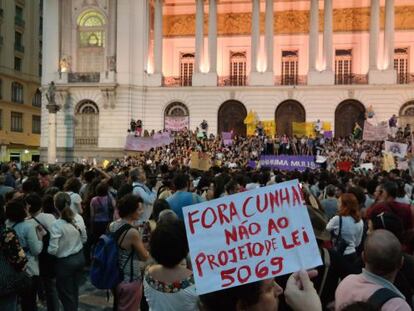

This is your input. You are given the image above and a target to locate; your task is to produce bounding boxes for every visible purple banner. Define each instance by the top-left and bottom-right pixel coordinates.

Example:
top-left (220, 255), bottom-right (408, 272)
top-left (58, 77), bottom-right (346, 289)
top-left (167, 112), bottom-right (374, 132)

top-left (248, 155), bottom-right (320, 171)
top-left (125, 133), bottom-right (173, 151)
top-left (324, 131), bottom-right (333, 138)
top-left (222, 132), bottom-right (233, 146)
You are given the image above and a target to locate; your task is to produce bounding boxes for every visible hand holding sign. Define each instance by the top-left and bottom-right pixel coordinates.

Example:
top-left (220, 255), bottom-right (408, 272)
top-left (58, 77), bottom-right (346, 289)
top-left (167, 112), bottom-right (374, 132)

top-left (183, 179), bottom-right (322, 294)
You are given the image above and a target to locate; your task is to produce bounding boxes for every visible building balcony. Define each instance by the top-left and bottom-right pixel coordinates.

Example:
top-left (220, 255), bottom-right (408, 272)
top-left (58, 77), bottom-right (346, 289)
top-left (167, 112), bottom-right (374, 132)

top-left (275, 75), bottom-right (308, 86)
top-left (334, 74), bottom-right (368, 85)
top-left (15, 16), bottom-right (25, 28)
top-left (218, 76), bottom-right (247, 87)
top-left (14, 43), bottom-right (25, 53)
top-left (75, 137), bottom-right (98, 146)
top-left (162, 76), bottom-right (194, 87)
top-left (396, 73), bottom-right (414, 84)
top-left (68, 72), bottom-right (100, 83)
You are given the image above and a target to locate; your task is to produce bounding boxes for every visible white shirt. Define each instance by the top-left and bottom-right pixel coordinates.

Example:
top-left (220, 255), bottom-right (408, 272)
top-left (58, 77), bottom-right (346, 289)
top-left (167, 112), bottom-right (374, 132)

top-left (132, 182), bottom-right (156, 222)
top-left (48, 214), bottom-right (87, 258)
top-left (326, 215), bottom-right (363, 255)
top-left (66, 191), bottom-right (83, 214)
top-left (33, 213), bottom-right (56, 231)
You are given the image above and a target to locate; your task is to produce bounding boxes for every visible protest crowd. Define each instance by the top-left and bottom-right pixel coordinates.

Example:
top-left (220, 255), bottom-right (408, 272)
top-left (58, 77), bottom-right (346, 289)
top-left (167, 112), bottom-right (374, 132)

top-left (1, 119), bottom-right (414, 311)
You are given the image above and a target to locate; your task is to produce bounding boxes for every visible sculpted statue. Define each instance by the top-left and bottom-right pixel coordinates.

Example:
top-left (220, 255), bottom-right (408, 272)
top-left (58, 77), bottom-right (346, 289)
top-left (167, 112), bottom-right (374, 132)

top-left (46, 81), bottom-right (56, 104)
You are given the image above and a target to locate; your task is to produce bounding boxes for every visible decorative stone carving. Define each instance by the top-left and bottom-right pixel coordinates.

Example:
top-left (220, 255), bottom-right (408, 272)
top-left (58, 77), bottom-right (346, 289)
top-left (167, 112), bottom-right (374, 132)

top-left (163, 6), bottom-right (414, 37)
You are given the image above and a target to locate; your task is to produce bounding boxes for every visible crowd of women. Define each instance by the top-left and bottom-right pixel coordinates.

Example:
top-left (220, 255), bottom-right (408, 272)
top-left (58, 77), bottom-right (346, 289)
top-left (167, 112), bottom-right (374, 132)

top-left (0, 130), bottom-right (414, 311)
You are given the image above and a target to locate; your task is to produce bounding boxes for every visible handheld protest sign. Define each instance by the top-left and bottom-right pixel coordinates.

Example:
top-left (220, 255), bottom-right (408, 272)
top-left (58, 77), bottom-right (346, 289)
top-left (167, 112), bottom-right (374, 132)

top-left (183, 179), bottom-right (322, 295)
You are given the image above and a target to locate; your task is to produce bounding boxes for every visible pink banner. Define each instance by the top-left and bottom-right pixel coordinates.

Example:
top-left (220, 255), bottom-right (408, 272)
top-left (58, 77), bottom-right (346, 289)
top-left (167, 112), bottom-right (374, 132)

top-left (124, 133), bottom-right (173, 151)
top-left (362, 121), bottom-right (388, 141)
top-left (165, 116), bottom-right (189, 131)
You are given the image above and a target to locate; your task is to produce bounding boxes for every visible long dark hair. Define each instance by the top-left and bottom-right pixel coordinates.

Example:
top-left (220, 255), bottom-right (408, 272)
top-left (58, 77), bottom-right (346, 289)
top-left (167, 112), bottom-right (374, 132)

top-left (54, 192), bottom-right (75, 224)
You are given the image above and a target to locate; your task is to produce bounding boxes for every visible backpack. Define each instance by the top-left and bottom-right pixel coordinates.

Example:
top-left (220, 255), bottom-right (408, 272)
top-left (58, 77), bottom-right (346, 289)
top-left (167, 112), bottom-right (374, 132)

top-left (367, 288), bottom-right (400, 309)
top-left (90, 223), bottom-right (132, 289)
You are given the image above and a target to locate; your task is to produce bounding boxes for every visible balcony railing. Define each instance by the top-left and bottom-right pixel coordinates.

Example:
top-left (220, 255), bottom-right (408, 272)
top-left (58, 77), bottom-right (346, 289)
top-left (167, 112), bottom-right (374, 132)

top-left (335, 74), bottom-right (368, 85)
top-left (68, 72), bottom-right (100, 83)
top-left (75, 137), bottom-right (98, 145)
top-left (218, 76), bottom-right (247, 87)
top-left (15, 16), bottom-right (25, 28)
top-left (396, 73), bottom-right (414, 84)
top-left (275, 75), bottom-right (307, 86)
top-left (163, 76), bottom-right (182, 87)
top-left (14, 43), bottom-right (25, 53)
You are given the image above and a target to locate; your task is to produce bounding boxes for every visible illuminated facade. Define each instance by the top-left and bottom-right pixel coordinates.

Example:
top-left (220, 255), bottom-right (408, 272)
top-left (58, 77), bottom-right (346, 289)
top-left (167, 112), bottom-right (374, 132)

top-left (42, 0), bottom-right (414, 161)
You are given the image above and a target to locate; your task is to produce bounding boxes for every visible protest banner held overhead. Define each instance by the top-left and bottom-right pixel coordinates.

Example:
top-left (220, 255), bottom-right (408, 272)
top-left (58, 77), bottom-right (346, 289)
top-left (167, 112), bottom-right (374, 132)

top-left (183, 179), bottom-right (322, 295)
top-left (124, 133), bottom-right (173, 151)
top-left (384, 141), bottom-right (408, 158)
top-left (362, 121), bottom-right (388, 141)
top-left (164, 116), bottom-right (189, 131)
top-left (248, 155), bottom-right (320, 171)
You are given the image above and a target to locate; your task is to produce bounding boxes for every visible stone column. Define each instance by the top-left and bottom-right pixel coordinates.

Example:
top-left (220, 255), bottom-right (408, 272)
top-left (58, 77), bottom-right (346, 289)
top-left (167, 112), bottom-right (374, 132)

top-left (45, 84), bottom-right (60, 164)
top-left (208, 0), bottom-right (217, 74)
top-left (265, 0), bottom-right (274, 74)
top-left (250, 0), bottom-right (260, 74)
top-left (42, 0), bottom-right (60, 84)
top-left (147, 0), bottom-right (163, 86)
top-left (308, 0), bottom-right (319, 72)
top-left (384, 0), bottom-right (395, 70)
top-left (369, 0), bottom-right (396, 84)
top-left (153, 0), bottom-right (163, 75)
top-left (193, 0), bottom-right (217, 86)
top-left (323, 0), bottom-right (333, 72)
top-left (369, 0), bottom-right (380, 71)
top-left (194, 0), bottom-right (204, 74)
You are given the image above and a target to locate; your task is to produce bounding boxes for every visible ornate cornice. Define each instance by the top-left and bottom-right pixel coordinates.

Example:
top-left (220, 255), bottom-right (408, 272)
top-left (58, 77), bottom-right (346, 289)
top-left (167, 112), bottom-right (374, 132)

top-left (163, 6), bottom-right (414, 37)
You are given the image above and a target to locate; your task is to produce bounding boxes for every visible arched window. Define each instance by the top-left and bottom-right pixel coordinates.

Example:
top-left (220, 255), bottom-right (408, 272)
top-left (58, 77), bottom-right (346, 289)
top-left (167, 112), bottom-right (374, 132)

top-left (11, 82), bottom-right (24, 104)
top-left (75, 101), bottom-right (99, 146)
top-left (32, 89), bottom-right (42, 107)
top-left (164, 102), bottom-right (189, 131)
top-left (399, 101), bottom-right (414, 130)
top-left (77, 10), bottom-right (106, 72)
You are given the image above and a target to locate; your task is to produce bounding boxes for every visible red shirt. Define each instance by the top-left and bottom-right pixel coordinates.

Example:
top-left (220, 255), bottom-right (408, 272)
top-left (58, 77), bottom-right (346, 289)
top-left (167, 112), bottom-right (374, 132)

top-left (366, 201), bottom-right (413, 230)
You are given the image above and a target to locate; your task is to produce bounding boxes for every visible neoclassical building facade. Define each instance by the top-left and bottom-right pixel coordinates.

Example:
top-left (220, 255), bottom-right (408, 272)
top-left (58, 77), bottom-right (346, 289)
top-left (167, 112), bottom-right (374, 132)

top-left (41, 0), bottom-right (414, 161)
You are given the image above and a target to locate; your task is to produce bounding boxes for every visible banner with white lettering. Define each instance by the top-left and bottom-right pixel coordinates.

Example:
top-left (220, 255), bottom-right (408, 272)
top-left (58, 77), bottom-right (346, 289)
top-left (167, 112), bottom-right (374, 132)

top-left (183, 179), bottom-right (322, 294)
top-left (165, 116), bottom-right (189, 131)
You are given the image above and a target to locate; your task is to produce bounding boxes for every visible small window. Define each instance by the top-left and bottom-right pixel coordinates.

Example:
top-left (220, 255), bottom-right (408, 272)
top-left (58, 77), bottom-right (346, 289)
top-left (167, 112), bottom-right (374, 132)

top-left (15, 6), bottom-right (23, 19)
top-left (11, 82), bottom-right (24, 103)
top-left (230, 51), bottom-right (247, 86)
top-left (32, 115), bottom-right (41, 134)
top-left (394, 48), bottom-right (409, 84)
top-left (11, 112), bottom-right (23, 132)
top-left (32, 90), bottom-right (41, 107)
top-left (335, 49), bottom-right (352, 85)
top-left (14, 57), bottom-right (22, 71)
top-left (180, 53), bottom-right (194, 86)
top-left (15, 31), bottom-right (22, 46)
top-left (281, 50), bottom-right (299, 85)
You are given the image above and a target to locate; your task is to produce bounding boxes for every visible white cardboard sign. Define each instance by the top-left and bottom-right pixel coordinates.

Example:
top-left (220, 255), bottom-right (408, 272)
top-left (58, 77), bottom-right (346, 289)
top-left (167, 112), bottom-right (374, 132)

top-left (183, 179), bottom-right (322, 295)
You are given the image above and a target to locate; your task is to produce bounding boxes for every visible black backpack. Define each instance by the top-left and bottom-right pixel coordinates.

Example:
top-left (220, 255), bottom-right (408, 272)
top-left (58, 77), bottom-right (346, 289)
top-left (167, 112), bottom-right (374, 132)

top-left (368, 288), bottom-right (400, 309)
